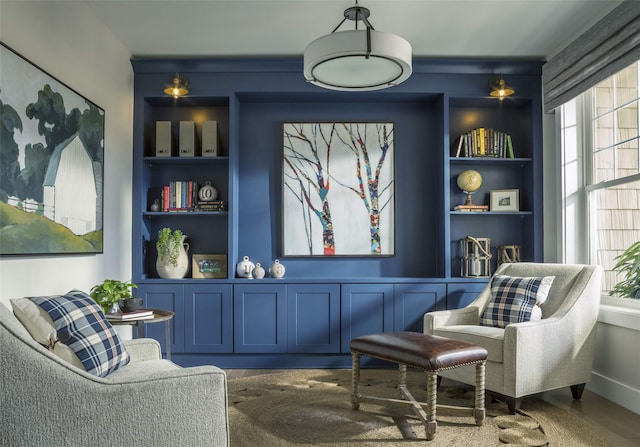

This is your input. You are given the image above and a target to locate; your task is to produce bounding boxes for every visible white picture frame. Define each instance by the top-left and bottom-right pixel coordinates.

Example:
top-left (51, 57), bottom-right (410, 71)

top-left (490, 189), bottom-right (520, 212)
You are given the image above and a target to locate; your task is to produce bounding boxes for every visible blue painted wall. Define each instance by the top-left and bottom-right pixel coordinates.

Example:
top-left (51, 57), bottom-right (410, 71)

top-left (131, 58), bottom-right (543, 282)
top-left (237, 96), bottom-right (443, 278)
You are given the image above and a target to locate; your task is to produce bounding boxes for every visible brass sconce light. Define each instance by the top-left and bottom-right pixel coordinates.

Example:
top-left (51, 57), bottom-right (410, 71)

top-left (489, 75), bottom-right (514, 100)
top-left (164, 74), bottom-right (189, 98)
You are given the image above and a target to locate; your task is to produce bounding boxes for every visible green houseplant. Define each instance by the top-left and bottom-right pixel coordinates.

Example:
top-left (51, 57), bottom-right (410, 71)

top-left (609, 241), bottom-right (640, 299)
top-left (90, 279), bottom-right (138, 313)
top-left (156, 227), bottom-right (189, 279)
top-left (156, 227), bottom-right (185, 267)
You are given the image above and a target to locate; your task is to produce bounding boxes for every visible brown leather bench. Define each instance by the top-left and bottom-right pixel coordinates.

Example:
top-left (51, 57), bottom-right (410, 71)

top-left (350, 331), bottom-right (488, 441)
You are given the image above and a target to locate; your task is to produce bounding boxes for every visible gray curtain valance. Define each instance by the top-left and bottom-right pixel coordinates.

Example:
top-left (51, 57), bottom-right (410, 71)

top-left (542, 0), bottom-right (640, 113)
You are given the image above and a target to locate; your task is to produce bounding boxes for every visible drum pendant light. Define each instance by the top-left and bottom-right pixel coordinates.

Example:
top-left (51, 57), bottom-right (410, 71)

top-left (304, 2), bottom-right (412, 91)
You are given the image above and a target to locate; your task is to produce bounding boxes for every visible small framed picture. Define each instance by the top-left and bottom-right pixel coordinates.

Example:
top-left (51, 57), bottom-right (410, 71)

top-left (490, 189), bottom-right (520, 212)
top-left (192, 254), bottom-right (227, 279)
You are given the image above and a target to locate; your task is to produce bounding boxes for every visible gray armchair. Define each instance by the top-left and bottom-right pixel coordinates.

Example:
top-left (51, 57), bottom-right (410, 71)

top-left (0, 303), bottom-right (229, 447)
top-left (424, 262), bottom-right (603, 413)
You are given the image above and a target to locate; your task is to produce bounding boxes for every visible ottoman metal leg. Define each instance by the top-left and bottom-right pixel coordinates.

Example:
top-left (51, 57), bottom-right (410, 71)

top-left (351, 352), bottom-right (361, 410)
top-left (425, 371), bottom-right (438, 441)
top-left (474, 361), bottom-right (486, 425)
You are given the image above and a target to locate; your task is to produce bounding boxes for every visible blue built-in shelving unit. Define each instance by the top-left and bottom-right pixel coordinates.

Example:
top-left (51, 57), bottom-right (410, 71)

top-left (131, 58), bottom-right (543, 368)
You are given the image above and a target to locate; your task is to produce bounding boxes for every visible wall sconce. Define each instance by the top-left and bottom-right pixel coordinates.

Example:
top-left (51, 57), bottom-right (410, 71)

top-left (489, 75), bottom-right (514, 100)
top-left (164, 74), bottom-right (189, 98)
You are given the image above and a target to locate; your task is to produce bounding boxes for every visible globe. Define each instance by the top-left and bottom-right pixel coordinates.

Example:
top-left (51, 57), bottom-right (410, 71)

top-left (456, 169), bottom-right (483, 207)
top-left (457, 169), bottom-right (482, 193)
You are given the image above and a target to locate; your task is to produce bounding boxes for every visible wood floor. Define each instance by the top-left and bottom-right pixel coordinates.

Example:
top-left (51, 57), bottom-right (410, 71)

top-left (225, 369), bottom-right (640, 447)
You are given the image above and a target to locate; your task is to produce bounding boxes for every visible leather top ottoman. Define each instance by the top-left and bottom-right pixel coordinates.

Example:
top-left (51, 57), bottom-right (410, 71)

top-left (350, 331), bottom-right (488, 441)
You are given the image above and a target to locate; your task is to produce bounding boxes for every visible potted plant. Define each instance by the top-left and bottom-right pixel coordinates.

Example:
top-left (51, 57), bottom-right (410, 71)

top-left (90, 279), bottom-right (138, 314)
top-left (156, 227), bottom-right (189, 279)
top-left (609, 241), bottom-right (640, 299)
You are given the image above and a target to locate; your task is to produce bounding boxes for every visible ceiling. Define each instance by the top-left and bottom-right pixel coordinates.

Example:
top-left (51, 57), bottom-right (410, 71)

top-left (85, 0), bottom-right (622, 61)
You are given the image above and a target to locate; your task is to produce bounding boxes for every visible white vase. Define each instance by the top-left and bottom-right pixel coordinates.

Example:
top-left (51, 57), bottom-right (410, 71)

top-left (252, 262), bottom-right (265, 279)
top-left (156, 236), bottom-right (189, 279)
top-left (236, 256), bottom-right (255, 279)
top-left (269, 259), bottom-right (285, 279)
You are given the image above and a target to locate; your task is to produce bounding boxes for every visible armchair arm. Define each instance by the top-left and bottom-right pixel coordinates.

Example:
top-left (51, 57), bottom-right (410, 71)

top-left (122, 338), bottom-right (162, 362)
top-left (3, 329), bottom-right (230, 447)
top-left (503, 313), bottom-right (598, 397)
top-left (424, 283), bottom-right (493, 334)
top-left (424, 306), bottom-right (481, 333)
top-left (100, 366), bottom-right (229, 446)
top-left (502, 265), bottom-right (602, 397)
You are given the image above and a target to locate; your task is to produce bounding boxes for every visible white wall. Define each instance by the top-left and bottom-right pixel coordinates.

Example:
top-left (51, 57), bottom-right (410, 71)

top-left (542, 111), bottom-right (560, 263)
top-left (591, 305), bottom-right (640, 414)
top-left (0, 1), bottom-right (133, 305)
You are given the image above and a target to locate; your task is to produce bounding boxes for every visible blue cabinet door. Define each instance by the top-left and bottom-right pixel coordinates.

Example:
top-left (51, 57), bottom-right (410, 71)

top-left (136, 284), bottom-right (184, 354)
top-left (287, 284), bottom-right (340, 353)
top-left (184, 284), bottom-right (233, 353)
top-left (340, 284), bottom-right (394, 353)
top-left (234, 283), bottom-right (287, 353)
top-left (446, 282), bottom-right (489, 309)
top-left (394, 283), bottom-right (447, 332)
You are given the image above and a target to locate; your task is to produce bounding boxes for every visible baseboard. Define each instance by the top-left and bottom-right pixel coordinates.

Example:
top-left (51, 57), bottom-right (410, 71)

top-left (588, 371), bottom-right (640, 415)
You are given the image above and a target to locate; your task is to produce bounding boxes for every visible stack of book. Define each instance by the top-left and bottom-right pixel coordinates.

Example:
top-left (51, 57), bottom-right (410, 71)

top-left (453, 204), bottom-right (489, 212)
top-left (106, 309), bottom-right (155, 321)
top-left (455, 128), bottom-right (514, 158)
top-left (161, 180), bottom-right (199, 212)
top-left (196, 201), bottom-right (228, 211)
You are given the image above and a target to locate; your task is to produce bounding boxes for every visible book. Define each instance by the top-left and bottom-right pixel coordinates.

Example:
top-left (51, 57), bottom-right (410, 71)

top-left (456, 128), bottom-right (513, 158)
top-left (453, 204), bottom-right (489, 212)
top-left (197, 200), bottom-right (228, 211)
top-left (106, 309), bottom-right (154, 320)
top-left (160, 180), bottom-right (201, 211)
top-left (167, 207), bottom-right (193, 212)
top-left (455, 135), bottom-right (464, 157)
top-left (506, 135), bottom-right (514, 158)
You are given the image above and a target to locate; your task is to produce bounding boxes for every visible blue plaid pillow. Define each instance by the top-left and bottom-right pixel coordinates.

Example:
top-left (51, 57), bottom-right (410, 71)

top-left (480, 275), bottom-right (555, 328)
top-left (30, 291), bottom-right (130, 377)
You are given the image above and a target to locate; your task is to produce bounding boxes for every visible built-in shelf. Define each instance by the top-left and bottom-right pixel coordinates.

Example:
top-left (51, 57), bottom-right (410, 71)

top-left (449, 211), bottom-right (533, 215)
top-left (131, 58), bottom-right (543, 367)
top-left (449, 157), bottom-right (532, 165)
top-left (143, 211), bottom-right (228, 217)
top-left (143, 156), bottom-right (229, 164)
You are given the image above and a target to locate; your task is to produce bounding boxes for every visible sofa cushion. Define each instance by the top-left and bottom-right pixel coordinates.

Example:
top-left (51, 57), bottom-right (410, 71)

top-left (11, 297), bottom-right (85, 370)
top-left (434, 325), bottom-right (505, 363)
top-left (13, 291), bottom-right (130, 377)
top-left (480, 275), bottom-right (555, 328)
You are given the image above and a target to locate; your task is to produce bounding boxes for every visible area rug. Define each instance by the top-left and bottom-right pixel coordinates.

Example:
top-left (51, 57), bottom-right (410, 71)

top-left (228, 369), bottom-right (608, 446)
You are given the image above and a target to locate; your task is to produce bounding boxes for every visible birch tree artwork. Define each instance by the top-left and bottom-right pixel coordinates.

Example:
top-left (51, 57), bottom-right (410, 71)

top-left (283, 122), bottom-right (394, 256)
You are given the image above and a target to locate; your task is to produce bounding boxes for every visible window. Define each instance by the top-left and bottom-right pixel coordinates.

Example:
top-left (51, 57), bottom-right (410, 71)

top-left (560, 61), bottom-right (640, 303)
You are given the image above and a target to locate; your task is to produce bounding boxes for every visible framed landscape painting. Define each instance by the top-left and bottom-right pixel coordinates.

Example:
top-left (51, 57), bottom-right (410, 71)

top-left (282, 122), bottom-right (395, 257)
top-left (0, 43), bottom-right (104, 255)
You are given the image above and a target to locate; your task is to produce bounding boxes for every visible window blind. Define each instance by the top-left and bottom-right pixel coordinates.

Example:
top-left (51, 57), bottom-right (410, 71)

top-left (542, 0), bottom-right (640, 113)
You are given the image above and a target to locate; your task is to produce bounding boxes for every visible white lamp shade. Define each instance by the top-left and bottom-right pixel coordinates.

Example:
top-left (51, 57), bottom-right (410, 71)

top-left (304, 30), bottom-right (412, 91)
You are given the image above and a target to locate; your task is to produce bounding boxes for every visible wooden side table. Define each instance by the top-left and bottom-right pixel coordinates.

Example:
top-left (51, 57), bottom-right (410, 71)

top-left (108, 309), bottom-right (175, 360)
